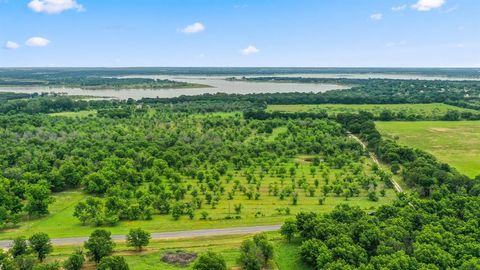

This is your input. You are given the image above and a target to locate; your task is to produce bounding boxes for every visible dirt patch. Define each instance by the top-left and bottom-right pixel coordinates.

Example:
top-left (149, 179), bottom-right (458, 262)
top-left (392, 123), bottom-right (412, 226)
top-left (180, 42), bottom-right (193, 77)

top-left (161, 250), bottom-right (197, 266)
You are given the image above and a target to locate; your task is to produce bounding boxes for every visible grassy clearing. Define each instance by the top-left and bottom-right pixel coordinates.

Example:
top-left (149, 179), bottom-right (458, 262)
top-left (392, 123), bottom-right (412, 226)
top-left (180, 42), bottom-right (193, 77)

top-left (49, 110), bottom-right (97, 117)
top-left (267, 103), bottom-right (477, 118)
top-left (377, 121), bottom-right (480, 178)
top-left (0, 159), bottom-right (395, 240)
top-left (46, 233), bottom-right (309, 270)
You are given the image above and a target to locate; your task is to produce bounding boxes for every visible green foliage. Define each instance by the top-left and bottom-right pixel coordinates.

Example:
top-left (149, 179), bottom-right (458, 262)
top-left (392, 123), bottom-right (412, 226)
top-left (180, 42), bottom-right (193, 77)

top-left (10, 237), bottom-right (28, 258)
top-left (238, 240), bottom-right (263, 270)
top-left (62, 250), bottom-right (85, 270)
top-left (28, 233), bottom-right (52, 262)
top-left (280, 218), bottom-right (297, 242)
top-left (25, 182), bottom-right (55, 217)
top-left (192, 251), bottom-right (227, 270)
top-left (32, 262), bottom-right (60, 270)
top-left (126, 228), bottom-right (151, 251)
top-left (84, 230), bottom-right (115, 263)
top-left (97, 256), bottom-right (129, 270)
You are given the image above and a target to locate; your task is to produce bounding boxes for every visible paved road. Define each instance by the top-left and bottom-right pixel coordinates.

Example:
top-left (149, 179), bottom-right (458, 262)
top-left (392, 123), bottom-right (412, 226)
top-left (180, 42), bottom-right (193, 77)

top-left (0, 225), bottom-right (281, 249)
top-left (349, 134), bottom-right (404, 193)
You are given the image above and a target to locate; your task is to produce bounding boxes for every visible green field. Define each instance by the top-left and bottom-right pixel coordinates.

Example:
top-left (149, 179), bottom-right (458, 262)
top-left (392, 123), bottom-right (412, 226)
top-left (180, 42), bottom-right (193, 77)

top-left (377, 121), bottom-right (480, 178)
top-left (49, 110), bottom-right (97, 117)
top-left (267, 103), bottom-right (478, 118)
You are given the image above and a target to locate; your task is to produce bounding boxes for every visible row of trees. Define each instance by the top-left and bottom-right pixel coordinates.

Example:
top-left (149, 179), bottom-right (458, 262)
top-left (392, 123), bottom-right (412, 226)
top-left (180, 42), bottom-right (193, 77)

top-left (0, 228), bottom-right (152, 270)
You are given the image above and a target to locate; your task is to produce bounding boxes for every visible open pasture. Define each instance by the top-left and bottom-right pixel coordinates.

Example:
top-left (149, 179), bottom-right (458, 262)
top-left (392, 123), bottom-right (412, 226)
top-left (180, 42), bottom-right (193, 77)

top-left (377, 121), bottom-right (480, 178)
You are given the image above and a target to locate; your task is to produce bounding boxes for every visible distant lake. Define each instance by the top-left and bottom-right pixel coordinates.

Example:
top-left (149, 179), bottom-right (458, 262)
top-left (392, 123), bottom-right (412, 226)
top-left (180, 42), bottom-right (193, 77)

top-left (0, 73), bottom-right (478, 100)
top-left (0, 75), bottom-right (349, 100)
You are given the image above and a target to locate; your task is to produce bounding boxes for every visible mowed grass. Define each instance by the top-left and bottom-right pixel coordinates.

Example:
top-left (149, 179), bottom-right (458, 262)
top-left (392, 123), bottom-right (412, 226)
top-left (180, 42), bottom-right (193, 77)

top-left (49, 110), bottom-right (97, 117)
top-left (267, 103), bottom-right (478, 118)
top-left (377, 121), bottom-right (480, 178)
top-left (0, 159), bottom-right (396, 240)
top-left (46, 233), bottom-right (310, 270)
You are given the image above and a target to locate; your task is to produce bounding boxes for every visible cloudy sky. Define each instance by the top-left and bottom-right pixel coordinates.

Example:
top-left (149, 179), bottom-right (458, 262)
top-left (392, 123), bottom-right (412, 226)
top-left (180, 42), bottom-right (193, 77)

top-left (1, 0), bottom-right (479, 67)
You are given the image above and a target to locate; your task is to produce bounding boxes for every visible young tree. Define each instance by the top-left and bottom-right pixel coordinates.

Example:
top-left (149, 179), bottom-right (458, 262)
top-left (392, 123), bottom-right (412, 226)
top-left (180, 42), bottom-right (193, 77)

top-left (63, 250), bottom-right (85, 270)
top-left (238, 239), bottom-right (262, 270)
top-left (97, 256), bottom-right (129, 270)
top-left (28, 233), bottom-right (53, 262)
top-left (253, 234), bottom-right (273, 267)
top-left (280, 219), bottom-right (297, 242)
top-left (193, 251), bottom-right (227, 270)
top-left (126, 228), bottom-right (151, 251)
top-left (10, 236), bottom-right (28, 258)
top-left (84, 230), bottom-right (115, 263)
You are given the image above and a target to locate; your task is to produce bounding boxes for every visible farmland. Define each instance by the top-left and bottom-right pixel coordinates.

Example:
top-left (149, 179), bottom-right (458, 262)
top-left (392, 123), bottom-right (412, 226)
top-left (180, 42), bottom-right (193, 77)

top-left (377, 121), bottom-right (480, 178)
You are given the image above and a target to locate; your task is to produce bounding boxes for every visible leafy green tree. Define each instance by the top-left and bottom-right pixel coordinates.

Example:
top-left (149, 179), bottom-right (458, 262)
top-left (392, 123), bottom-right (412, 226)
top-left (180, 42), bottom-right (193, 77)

top-left (280, 218), bottom-right (297, 242)
top-left (193, 251), bottom-right (227, 270)
top-left (10, 236), bottom-right (28, 258)
top-left (28, 233), bottom-right (52, 262)
top-left (126, 228), bottom-right (151, 251)
top-left (84, 230), bottom-right (115, 263)
top-left (238, 239), bottom-right (262, 270)
top-left (25, 182), bottom-right (55, 216)
top-left (300, 239), bottom-right (331, 267)
top-left (253, 234), bottom-right (273, 267)
top-left (0, 249), bottom-right (16, 270)
top-left (97, 256), bottom-right (129, 270)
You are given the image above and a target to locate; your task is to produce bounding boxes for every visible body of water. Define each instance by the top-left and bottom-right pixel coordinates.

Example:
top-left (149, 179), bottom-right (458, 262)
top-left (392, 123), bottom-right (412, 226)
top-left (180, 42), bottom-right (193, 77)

top-left (0, 75), bottom-right (349, 100)
top-left (0, 73), bottom-right (478, 100)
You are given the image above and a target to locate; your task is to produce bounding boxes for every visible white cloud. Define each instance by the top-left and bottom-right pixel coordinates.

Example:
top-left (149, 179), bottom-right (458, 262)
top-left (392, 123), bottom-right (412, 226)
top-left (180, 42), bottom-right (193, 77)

top-left (26, 37), bottom-right (51, 47)
top-left (392, 5), bottom-right (407, 11)
top-left (28, 0), bottom-right (84, 14)
top-left (411, 0), bottom-right (445, 11)
top-left (241, 45), bottom-right (259, 56)
top-left (5, 41), bottom-right (19, 49)
top-left (370, 13), bottom-right (383, 21)
top-left (181, 22), bottom-right (205, 34)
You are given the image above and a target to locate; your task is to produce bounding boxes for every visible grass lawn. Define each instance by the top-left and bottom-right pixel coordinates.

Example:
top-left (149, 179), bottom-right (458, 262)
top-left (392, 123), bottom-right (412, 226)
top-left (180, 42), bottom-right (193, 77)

top-left (267, 103), bottom-right (478, 118)
top-left (0, 159), bottom-right (396, 240)
top-left (377, 121), bottom-right (480, 178)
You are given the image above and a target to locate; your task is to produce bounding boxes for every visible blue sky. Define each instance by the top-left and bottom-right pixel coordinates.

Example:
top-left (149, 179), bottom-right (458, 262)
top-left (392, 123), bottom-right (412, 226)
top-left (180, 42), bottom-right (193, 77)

top-left (1, 0), bottom-right (479, 67)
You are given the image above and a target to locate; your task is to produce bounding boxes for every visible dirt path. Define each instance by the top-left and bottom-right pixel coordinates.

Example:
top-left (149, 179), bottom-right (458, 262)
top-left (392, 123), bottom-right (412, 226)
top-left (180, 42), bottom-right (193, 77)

top-left (349, 134), bottom-right (404, 193)
top-left (0, 225), bottom-right (281, 249)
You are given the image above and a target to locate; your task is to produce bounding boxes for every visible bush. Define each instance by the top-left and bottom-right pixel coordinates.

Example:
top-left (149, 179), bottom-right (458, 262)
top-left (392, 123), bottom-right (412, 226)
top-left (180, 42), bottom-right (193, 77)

top-left (97, 256), bottom-right (129, 270)
top-left (63, 250), bottom-right (85, 270)
top-left (193, 251), bottom-right (227, 270)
